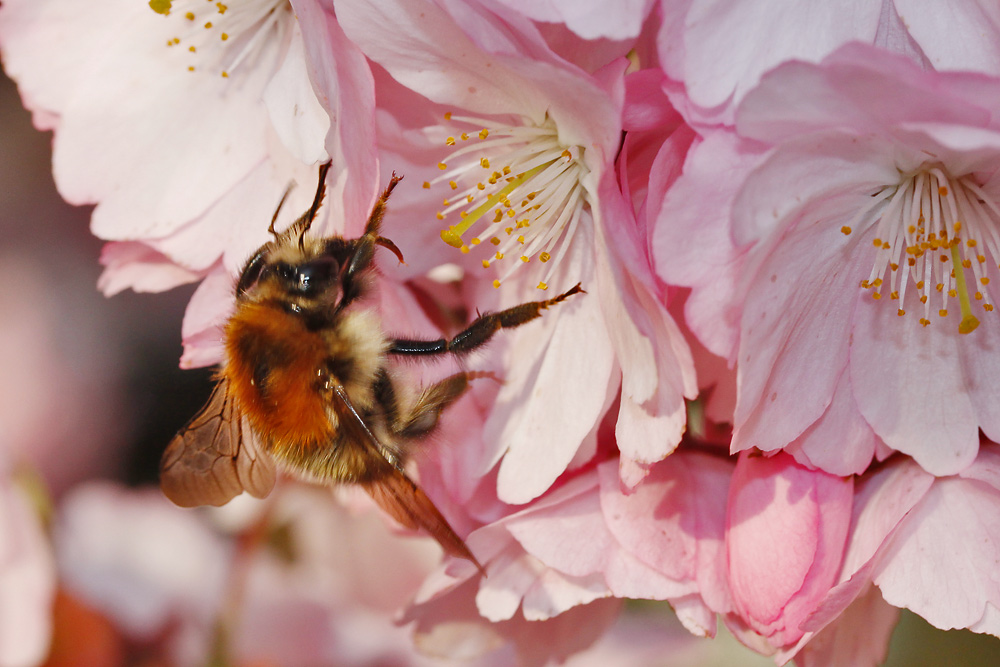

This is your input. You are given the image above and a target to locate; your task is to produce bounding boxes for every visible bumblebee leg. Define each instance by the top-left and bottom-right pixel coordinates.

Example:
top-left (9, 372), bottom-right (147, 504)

top-left (390, 283), bottom-right (584, 357)
top-left (395, 372), bottom-right (472, 439)
top-left (340, 175), bottom-right (405, 306)
top-left (373, 368), bottom-right (402, 432)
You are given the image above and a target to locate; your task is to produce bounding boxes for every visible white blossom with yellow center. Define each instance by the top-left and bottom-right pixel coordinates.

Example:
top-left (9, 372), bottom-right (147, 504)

top-left (427, 113), bottom-right (589, 291)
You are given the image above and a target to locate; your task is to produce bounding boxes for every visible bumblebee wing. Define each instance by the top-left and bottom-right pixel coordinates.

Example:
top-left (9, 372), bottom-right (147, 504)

top-left (328, 381), bottom-right (483, 573)
top-left (160, 379), bottom-right (277, 507)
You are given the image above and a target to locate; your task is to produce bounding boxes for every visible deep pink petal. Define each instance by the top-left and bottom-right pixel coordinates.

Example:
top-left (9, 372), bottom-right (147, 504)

top-left (794, 458), bottom-right (933, 639)
top-left (726, 452), bottom-right (853, 646)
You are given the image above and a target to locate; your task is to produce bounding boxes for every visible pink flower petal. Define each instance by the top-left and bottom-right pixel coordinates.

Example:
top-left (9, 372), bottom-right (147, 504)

top-left (505, 470), bottom-right (690, 601)
top-left (489, 237), bottom-right (615, 504)
top-left (179, 268), bottom-right (232, 368)
top-left (726, 452), bottom-right (853, 646)
top-left (851, 293), bottom-right (980, 476)
top-left (732, 219), bottom-right (861, 455)
top-left (97, 242), bottom-right (200, 296)
top-left (653, 131), bottom-right (762, 358)
top-left (873, 453), bottom-right (1000, 633)
top-left (785, 366), bottom-right (878, 476)
top-left (494, 0), bottom-right (655, 41)
top-left (784, 583), bottom-right (899, 667)
top-left (293, 0), bottom-right (380, 236)
top-left (409, 572), bottom-right (621, 666)
top-left (893, 0), bottom-right (1000, 74)
top-left (261, 14), bottom-right (331, 166)
top-left (658, 0), bottom-right (883, 125)
top-left (599, 454), bottom-right (734, 614)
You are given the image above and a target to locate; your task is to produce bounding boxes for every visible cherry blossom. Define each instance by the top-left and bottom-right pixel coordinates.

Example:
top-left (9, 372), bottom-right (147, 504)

top-left (337, 0), bottom-right (695, 503)
top-left (7, 0), bottom-right (1000, 663)
top-left (655, 43), bottom-right (1000, 477)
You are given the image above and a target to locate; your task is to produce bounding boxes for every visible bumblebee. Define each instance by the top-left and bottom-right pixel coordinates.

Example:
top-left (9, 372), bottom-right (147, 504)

top-left (161, 162), bottom-right (582, 568)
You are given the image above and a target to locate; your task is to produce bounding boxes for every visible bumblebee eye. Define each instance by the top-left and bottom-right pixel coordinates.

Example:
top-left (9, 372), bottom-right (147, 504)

top-left (236, 251), bottom-right (267, 297)
top-left (278, 257), bottom-right (340, 294)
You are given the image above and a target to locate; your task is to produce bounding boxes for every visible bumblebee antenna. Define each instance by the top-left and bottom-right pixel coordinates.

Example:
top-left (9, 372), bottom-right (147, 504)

top-left (267, 184), bottom-right (295, 238)
top-left (299, 161), bottom-right (333, 245)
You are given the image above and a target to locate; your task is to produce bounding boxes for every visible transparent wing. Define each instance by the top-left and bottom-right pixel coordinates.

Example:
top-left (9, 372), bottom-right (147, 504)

top-left (160, 379), bottom-right (276, 507)
top-left (327, 381), bottom-right (484, 573)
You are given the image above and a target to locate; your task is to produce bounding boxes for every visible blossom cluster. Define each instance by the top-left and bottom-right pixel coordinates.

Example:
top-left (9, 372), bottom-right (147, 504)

top-left (2, 0), bottom-right (1000, 664)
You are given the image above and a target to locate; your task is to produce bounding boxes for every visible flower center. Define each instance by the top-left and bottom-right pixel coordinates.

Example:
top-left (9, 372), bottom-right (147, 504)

top-left (149, 0), bottom-right (290, 78)
top-left (849, 165), bottom-right (1000, 333)
top-left (428, 113), bottom-right (589, 290)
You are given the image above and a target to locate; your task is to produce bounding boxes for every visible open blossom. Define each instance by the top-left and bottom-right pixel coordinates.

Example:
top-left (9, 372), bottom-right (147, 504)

top-left (337, 0), bottom-right (695, 503)
top-left (0, 0), bottom-right (382, 367)
top-left (0, 0), bottom-right (324, 278)
top-left (655, 43), bottom-right (1000, 477)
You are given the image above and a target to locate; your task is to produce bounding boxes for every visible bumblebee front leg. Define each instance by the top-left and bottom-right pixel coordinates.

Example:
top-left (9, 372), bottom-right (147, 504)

top-left (389, 283), bottom-right (584, 357)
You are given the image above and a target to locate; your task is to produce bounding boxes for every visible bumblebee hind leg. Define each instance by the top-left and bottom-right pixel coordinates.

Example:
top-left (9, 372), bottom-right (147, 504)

top-left (375, 369), bottom-right (494, 440)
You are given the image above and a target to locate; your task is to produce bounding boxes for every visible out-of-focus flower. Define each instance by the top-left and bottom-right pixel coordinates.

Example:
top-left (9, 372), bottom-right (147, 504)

top-left (337, 0), bottom-right (695, 503)
top-left (0, 459), bottom-right (55, 667)
top-left (656, 43), bottom-right (1000, 476)
top-left (54, 481), bottom-right (447, 665)
top-left (0, 256), bottom-right (125, 493)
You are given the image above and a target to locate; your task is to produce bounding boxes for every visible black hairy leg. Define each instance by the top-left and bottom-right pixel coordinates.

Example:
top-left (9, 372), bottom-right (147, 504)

top-left (389, 283), bottom-right (584, 357)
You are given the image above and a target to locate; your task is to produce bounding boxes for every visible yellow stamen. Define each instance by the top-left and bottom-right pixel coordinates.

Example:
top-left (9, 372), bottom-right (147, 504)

top-left (950, 244), bottom-right (980, 333)
top-left (439, 161), bottom-right (553, 248)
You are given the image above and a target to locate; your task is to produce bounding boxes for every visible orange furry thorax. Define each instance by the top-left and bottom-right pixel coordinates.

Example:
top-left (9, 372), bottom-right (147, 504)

top-left (223, 301), bottom-right (334, 449)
